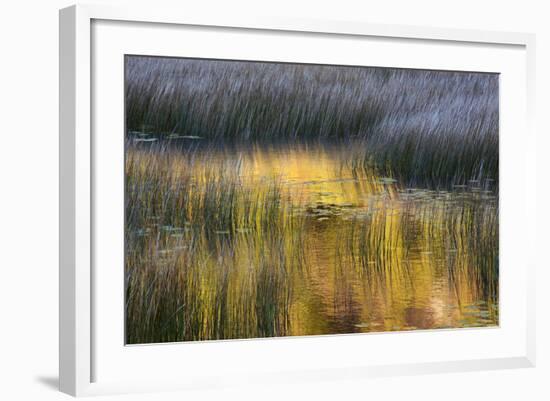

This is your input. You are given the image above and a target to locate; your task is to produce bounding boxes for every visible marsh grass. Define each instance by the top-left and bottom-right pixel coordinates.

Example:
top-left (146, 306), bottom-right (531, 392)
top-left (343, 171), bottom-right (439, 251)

top-left (126, 57), bottom-right (498, 188)
top-left (125, 57), bottom-right (499, 343)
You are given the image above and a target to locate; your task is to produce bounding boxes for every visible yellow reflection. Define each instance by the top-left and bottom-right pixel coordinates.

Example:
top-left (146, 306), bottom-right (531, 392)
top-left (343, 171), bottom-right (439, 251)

top-left (125, 142), bottom-right (498, 343)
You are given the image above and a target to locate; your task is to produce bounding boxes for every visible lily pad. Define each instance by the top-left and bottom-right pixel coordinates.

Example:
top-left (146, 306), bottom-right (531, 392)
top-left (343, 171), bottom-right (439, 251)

top-left (133, 138), bottom-right (158, 142)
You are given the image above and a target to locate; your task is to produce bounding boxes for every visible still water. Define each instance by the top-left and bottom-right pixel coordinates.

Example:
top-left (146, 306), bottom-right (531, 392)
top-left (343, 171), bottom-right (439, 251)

top-left (125, 140), bottom-right (499, 343)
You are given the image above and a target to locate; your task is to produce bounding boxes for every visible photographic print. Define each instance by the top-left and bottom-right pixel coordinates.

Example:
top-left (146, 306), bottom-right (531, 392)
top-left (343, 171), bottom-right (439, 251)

top-left (124, 56), bottom-right (499, 344)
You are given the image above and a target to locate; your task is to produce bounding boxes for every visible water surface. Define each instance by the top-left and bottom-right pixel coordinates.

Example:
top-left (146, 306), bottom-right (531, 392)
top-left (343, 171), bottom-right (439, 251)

top-left (125, 140), bottom-right (498, 343)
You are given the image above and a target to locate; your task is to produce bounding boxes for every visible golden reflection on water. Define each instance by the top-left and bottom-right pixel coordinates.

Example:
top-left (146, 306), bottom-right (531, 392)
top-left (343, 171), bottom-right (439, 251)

top-left (239, 143), bottom-right (397, 205)
top-left (125, 141), bottom-right (498, 343)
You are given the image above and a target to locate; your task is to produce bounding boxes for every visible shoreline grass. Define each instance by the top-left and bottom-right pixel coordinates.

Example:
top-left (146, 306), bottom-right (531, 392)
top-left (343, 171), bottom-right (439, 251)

top-left (126, 56), bottom-right (498, 188)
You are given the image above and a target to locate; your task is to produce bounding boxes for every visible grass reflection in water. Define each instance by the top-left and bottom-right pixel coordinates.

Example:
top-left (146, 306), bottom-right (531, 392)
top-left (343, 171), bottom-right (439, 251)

top-left (125, 140), bottom-right (498, 344)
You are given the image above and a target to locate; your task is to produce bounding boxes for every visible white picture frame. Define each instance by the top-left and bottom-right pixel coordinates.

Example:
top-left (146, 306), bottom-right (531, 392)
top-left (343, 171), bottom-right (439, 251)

top-left (59, 4), bottom-right (536, 397)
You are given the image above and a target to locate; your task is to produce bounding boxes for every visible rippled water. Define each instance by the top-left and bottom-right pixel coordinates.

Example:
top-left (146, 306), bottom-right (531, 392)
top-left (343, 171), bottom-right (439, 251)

top-left (125, 140), bottom-right (499, 343)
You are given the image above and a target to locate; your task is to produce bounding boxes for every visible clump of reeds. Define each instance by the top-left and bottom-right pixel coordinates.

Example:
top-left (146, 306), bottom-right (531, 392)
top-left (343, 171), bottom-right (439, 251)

top-left (125, 142), bottom-right (304, 343)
